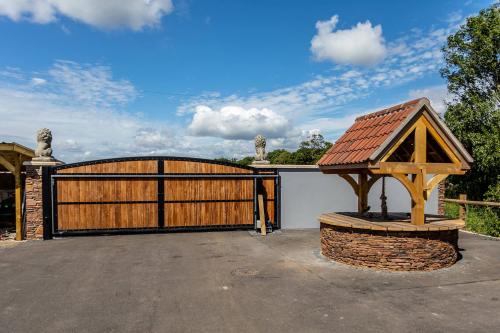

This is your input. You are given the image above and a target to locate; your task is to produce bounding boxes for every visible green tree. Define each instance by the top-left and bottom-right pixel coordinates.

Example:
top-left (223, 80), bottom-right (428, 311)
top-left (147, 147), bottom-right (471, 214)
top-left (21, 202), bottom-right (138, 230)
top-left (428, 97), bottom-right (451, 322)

top-left (293, 134), bottom-right (333, 165)
top-left (216, 134), bottom-right (333, 166)
top-left (268, 149), bottom-right (293, 164)
top-left (214, 157), bottom-right (237, 164)
top-left (237, 156), bottom-right (254, 166)
top-left (440, 3), bottom-right (500, 200)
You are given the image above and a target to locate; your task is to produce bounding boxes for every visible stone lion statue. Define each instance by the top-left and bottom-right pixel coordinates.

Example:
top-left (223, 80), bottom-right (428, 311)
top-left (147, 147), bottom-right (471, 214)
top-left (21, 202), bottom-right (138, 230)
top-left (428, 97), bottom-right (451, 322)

top-left (254, 134), bottom-right (267, 161)
top-left (35, 128), bottom-right (53, 159)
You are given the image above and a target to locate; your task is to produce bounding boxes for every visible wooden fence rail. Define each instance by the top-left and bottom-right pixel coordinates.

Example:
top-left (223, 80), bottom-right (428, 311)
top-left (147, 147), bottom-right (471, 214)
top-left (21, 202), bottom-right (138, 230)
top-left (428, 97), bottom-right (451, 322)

top-left (443, 194), bottom-right (499, 220)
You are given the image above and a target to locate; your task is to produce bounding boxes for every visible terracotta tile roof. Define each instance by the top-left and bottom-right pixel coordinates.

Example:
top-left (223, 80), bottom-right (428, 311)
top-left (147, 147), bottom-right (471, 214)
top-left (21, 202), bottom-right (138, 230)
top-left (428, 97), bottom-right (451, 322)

top-left (318, 98), bottom-right (425, 166)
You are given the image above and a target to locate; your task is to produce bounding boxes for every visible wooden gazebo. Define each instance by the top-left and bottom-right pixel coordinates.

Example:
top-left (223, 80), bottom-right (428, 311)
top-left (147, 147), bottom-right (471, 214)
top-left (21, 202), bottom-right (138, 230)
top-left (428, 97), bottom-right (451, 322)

top-left (317, 98), bottom-right (472, 271)
top-left (0, 142), bottom-right (35, 240)
top-left (318, 97), bottom-right (472, 225)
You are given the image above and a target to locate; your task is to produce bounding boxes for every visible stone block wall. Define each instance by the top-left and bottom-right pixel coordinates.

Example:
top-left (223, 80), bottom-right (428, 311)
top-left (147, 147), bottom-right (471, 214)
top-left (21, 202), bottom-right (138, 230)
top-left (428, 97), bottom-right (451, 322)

top-left (24, 165), bottom-right (44, 240)
top-left (438, 181), bottom-right (446, 216)
top-left (320, 223), bottom-right (459, 271)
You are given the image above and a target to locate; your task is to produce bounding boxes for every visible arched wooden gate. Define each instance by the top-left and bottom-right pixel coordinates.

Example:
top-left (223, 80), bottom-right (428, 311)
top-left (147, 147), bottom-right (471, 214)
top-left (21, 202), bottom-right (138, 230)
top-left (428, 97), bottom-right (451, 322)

top-left (42, 157), bottom-right (279, 237)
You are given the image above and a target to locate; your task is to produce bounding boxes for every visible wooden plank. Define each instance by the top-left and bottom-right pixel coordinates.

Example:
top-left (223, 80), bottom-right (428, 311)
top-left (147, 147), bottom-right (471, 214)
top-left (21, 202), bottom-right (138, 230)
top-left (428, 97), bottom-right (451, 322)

top-left (339, 174), bottom-right (359, 195)
top-left (58, 203), bottom-right (157, 230)
top-left (357, 173), bottom-right (368, 214)
top-left (318, 213), bottom-right (463, 231)
top-left (392, 174), bottom-right (418, 201)
top-left (421, 116), bottom-right (461, 164)
top-left (14, 157), bottom-right (22, 240)
top-left (414, 119), bottom-right (426, 163)
top-left (0, 154), bottom-right (15, 173)
top-left (258, 194), bottom-right (266, 235)
top-left (410, 171), bottom-right (425, 226)
top-left (164, 160), bottom-right (252, 174)
top-left (443, 198), bottom-right (500, 207)
top-left (57, 179), bottom-right (157, 202)
top-left (57, 160), bottom-right (157, 174)
top-left (373, 162), bottom-right (464, 175)
top-left (380, 121), bottom-right (418, 162)
top-left (425, 174), bottom-right (448, 200)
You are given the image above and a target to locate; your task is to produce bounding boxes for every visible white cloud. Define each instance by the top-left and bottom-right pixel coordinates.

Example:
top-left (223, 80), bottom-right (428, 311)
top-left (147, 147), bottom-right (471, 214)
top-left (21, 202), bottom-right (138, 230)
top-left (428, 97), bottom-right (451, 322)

top-left (48, 60), bottom-right (137, 108)
top-left (0, 0), bottom-right (174, 30)
top-left (0, 16), bottom-right (465, 162)
top-left (311, 15), bottom-right (387, 66)
top-left (188, 105), bottom-right (290, 140)
top-left (178, 16), bottom-right (463, 142)
top-left (0, 60), bottom-right (173, 162)
top-left (31, 77), bottom-right (46, 86)
top-left (409, 85), bottom-right (449, 114)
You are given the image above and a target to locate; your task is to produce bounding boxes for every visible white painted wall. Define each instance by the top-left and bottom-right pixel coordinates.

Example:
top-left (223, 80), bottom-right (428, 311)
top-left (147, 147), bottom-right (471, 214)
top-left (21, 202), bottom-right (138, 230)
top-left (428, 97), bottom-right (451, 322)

top-left (278, 168), bottom-right (438, 229)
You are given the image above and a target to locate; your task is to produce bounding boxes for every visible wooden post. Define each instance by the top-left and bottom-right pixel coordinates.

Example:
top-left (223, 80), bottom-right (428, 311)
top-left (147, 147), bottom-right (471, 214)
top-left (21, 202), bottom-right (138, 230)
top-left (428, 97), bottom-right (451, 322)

top-left (358, 173), bottom-right (368, 214)
top-left (411, 171), bottom-right (425, 225)
top-left (410, 120), bottom-right (427, 226)
top-left (380, 176), bottom-right (388, 219)
top-left (258, 194), bottom-right (266, 236)
top-left (14, 158), bottom-right (23, 241)
top-left (459, 193), bottom-right (467, 221)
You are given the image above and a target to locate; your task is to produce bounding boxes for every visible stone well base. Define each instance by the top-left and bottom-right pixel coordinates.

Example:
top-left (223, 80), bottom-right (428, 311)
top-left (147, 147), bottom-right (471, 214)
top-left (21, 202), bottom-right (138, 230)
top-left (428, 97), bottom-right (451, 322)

top-left (320, 223), bottom-right (459, 271)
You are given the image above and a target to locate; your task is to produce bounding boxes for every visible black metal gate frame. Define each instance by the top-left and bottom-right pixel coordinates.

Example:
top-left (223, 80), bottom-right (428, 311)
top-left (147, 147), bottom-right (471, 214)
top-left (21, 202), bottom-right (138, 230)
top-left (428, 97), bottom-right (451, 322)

top-left (41, 156), bottom-right (281, 239)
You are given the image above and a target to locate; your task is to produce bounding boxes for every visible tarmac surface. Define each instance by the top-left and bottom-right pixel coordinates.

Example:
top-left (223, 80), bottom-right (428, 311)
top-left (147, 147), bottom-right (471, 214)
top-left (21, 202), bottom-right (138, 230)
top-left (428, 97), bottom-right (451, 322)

top-left (1, 230), bottom-right (499, 332)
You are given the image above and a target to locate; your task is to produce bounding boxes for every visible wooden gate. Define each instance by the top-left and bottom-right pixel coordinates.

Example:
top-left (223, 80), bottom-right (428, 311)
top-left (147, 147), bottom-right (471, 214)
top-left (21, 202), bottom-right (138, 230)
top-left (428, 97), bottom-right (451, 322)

top-left (43, 157), bottom-right (279, 237)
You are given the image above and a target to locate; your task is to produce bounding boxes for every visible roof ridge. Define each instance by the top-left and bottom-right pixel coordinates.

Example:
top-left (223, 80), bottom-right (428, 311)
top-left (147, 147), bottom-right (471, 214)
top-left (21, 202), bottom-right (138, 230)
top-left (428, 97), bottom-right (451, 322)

top-left (355, 97), bottom-right (425, 122)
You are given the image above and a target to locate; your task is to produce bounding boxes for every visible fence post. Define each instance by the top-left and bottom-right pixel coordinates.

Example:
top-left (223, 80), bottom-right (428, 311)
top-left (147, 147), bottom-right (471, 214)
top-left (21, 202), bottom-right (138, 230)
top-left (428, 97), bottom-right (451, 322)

top-left (459, 193), bottom-right (467, 221)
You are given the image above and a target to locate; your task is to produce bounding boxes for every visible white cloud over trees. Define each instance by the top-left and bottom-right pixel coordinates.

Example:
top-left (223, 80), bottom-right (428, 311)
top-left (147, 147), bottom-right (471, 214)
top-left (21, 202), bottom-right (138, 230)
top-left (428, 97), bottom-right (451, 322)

top-left (188, 105), bottom-right (290, 140)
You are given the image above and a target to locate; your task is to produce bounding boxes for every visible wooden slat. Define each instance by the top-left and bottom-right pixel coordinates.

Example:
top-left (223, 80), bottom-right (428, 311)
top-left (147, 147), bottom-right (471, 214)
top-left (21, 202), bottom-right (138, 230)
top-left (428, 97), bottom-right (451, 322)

top-left (318, 212), bottom-right (463, 231)
top-left (164, 160), bottom-right (252, 174)
top-left (259, 194), bottom-right (266, 235)
top-left (57, 160), bottom-right (157, 174)
top-left (58, 203), bottom-right (157, 230)
top-left (57, 179), bottom-right (156, 202)
top-left (444, 198), bottom-right (500, 207)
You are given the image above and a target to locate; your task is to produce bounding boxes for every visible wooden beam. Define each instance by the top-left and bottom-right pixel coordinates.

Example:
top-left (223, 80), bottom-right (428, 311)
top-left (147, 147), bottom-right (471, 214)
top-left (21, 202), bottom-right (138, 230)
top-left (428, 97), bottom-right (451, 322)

top-left (0, 154), bottom-right (15, 173)
top-left (392, 174), bottom-right (418, 202)
top-left (414, 119), bottom-right (426, 163)
top-left (339, 174), bottom-right (359, 196)
top-left (258, 194), bottom-right (266, 236)
top-left (358, 173), bottom-right (369, 214)
top-left (371, 162), bottom-right (465, 175)
top-left (411, 171), bottom-right (425, 225)
top-left (14, 156), bottom-right (22, 240)
top-left (0, 143), bottom-right (35, 158)
top-left (421, 116), bottom-right (461, 165)
top-left (381, 121), bottom-right (418, 162)
top-left (459, 194), bottom-right (467, 221)
top-left (425, 174), bottom-right (448, 200)
top-left (367, 175), bottom-right (381, 192)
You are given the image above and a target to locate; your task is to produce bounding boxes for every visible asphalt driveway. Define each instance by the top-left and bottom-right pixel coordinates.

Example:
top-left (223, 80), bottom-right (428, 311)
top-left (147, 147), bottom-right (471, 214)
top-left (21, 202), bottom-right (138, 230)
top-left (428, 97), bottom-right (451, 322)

top-left (1, 230), bottom-right (499, 333)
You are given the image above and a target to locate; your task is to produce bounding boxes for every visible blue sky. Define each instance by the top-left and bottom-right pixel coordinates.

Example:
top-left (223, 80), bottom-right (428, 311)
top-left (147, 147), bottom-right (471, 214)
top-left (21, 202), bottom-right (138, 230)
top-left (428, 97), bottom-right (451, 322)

top-left (0, 0), bottom-right (493, 162)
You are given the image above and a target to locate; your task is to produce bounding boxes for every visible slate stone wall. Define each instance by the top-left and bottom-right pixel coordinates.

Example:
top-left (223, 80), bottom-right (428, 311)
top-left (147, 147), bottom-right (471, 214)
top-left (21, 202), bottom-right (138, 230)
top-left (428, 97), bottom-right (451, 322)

top-left (320, 223), bottom-right (459, 271)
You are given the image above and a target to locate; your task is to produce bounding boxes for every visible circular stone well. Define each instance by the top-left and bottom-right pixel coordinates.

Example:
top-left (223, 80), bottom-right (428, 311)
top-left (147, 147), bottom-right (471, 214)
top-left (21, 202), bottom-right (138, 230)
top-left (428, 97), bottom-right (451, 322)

top-left (319, 213), bottom-right (463, 271)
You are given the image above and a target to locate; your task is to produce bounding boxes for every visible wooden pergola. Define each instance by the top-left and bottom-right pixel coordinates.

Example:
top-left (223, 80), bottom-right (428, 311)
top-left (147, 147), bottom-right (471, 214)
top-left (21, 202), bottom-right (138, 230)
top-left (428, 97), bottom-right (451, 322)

top-left (0, 143), bottom-right (35, 240)
top-left (318, 98), bottom-right (472, 225)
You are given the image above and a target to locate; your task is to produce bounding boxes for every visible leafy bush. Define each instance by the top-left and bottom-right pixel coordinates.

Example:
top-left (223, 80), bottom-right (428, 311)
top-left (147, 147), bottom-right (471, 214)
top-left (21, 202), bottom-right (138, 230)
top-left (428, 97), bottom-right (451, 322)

top-left (445, 202), bottom-right (500, 237)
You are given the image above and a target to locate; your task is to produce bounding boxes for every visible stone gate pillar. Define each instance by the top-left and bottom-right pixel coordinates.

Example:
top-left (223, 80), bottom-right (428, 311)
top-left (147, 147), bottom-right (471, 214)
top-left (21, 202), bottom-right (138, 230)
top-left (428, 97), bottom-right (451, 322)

top-left (23, 160), bottom-right (62, 240)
